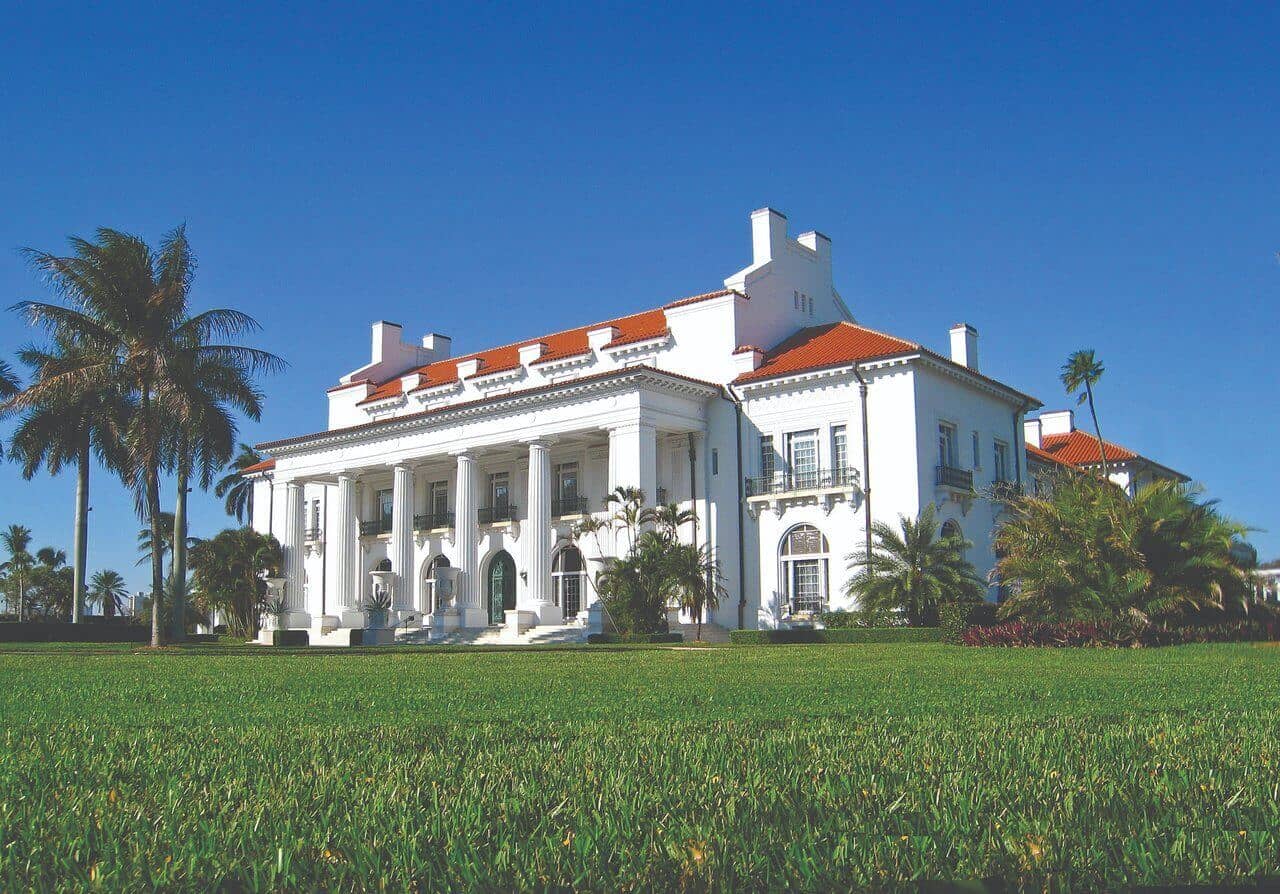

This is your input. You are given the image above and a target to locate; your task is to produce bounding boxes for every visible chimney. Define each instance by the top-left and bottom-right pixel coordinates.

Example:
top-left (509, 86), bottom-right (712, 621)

top-left (1039, 410), bottom-right (1075, 436)
top-left (518, 342), bottom-right (546, 366)
top-left (422, 333), bottom-right (451, 360)
top-left (587, 326), bottom-right (619, 351)
top-left (750, 207), bottom-right (788, 265)
top-left (949, 323), bottom-right (978, 371)
top-left (371, 321), bottom-right (404, 365)
top-left (1023, 417), bottom-right (1042, 449)
top-left (732, 345), bottom-right (763, 375)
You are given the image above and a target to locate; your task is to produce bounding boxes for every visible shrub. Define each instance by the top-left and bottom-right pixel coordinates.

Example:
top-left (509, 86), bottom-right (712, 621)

top-left (586, 632), bottom-right (683, 644)
top-left (730, 628), bottom-right (943, 645)
top-left (820, 608), bottom-right (908, 629)
top-left (0, 621), bottom-right (149, 643)
top-left (961, 618), bottom-right (1280, 648)
top-left (939, 601), bottom-right (1001, 643)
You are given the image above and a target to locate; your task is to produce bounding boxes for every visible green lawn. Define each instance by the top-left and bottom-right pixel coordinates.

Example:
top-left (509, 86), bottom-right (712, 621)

top-left (1, 643), bottom-right (1278, 890)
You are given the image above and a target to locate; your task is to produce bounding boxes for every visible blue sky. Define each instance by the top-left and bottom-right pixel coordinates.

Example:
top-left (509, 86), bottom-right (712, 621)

top-left (1, 3), bottom-right (1277, 595)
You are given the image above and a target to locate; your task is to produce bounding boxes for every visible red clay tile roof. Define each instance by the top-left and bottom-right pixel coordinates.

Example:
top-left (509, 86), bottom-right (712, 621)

top-left (1039, 430), bottom-right (1138, 466)
top-left (733, 322), bottom-right (918, 384)
top-left (354, 297), bottom-right (711, 405)
top-left (1025, 443), bottom-right (1077, 469)
top-left (241, 458), bottom-right (276, 475)
top-left (662, 288), bottom-right (743, 310)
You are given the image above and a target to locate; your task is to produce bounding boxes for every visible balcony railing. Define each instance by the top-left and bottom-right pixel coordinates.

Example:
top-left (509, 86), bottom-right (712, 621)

top-left (304, 527), bottom-right (323, 541)
top-left (989, 480), bottom-right (1023, 502)
top-left (552, 496), bottom-right (590, 517)
top-left (359, 518), bottom-right (392, 536)
top-left (478, 503), bottom-right (518, 524)
top-left (936, 465), bottom-right (974, 491)
top-left (745, 467), bottom-right (858, 498)
top-left (414, 511), bottom-right (455, 530)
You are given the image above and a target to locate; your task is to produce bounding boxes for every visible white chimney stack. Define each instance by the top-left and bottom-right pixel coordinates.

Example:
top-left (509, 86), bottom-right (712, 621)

top-left (949, 323), bottom-right (978, 371)
top-left (1023, 417), bottom-right (1042, 449)
top-left (750, 207), bottom-right (789, 265)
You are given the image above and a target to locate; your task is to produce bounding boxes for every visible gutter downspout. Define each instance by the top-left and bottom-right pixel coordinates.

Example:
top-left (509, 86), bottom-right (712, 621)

top-left (726, 387), bottom-right (748, 630)
top-left (1013, 400), bottom-right (1032, 490)
top-left (851, 364), bottom-right (873, 567)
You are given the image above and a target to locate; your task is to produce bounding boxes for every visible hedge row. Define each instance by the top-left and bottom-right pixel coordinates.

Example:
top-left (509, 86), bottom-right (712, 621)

top-left (938, 602), bottom-right (1001, 643)
top-left (961, 619), bottom-right (1280, 648)
top-left (729, 628), bottom-right (943, 645)
top-left (0, 621), bottom-right (150, 643)
top-left (586, 633), bottom-right (684, 644)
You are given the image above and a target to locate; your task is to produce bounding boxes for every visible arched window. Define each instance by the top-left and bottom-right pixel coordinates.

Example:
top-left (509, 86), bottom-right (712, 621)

top-left (940, 519), bottom-right (962, 542)
top-left (421, 555), bottom-right (450, 615)
top-left (779, 525), bottom-right (829, 616)
top-left (552, 546), bottom-right (586, 618)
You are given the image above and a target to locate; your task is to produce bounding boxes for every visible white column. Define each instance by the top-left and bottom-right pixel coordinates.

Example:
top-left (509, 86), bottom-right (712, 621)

top-left (390, 463), bottom-right (415, 611)
top-left (608, 420), bottom-right (659, 505)
top-left (333, 474), bottom-right (358, 614)
top-left (453, 450), bottom-right (484, 626)
top-left (525, 439), bottom-right (556, 623)
top-left (282, 481), bottom-right (306, 618)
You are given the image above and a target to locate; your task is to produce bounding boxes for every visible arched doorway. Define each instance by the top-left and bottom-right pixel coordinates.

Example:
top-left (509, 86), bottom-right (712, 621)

top-left (552, 546), bottom-right (585, 618)
top-left (421, 555), bottom-right (450, 615)
top-left (487, 551), bottom-right (516, 625)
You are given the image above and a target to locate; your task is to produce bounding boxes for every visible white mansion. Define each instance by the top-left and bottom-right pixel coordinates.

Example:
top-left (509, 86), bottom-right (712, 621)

top-left (245, 208), bottom-right (1182, 640)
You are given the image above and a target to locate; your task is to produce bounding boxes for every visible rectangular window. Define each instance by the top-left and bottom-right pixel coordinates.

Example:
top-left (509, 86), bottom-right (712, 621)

top-left (489, 472), bottom-right (509, 510)
top-left (760, 436), bottom-right (776, 481)
top-left (791, 560), bottom-right (823, 613)
top-left (430, 481), bottom-right (449, 520)
top-left (786, 429), bottom-right (819, 489)
top-left (938, 423), bottom-right (958, 469)
top-left (377, 488), bottom-right (393, 529)
top-left (994, 440), bottom-right (1010, 483)
top-left (555, 462), bottom-right (578, 502)
top-left (972, 432), bottom-right (981, 468)
top-left (831, 425), bottom-right (848, 484)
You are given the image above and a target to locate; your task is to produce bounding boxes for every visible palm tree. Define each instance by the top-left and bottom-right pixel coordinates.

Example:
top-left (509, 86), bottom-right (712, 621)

top-left (1060, 349), bottom-right (1110, 476)
top-left (190, 527), bottom-right (282, 637)
top-left (5, 336), bottom-right (127, 623)
top-left (665, 541), bottom-right (726, 641)
top-left (844, 505), bottom-right (986, 626)
top-left (0, 360), bottom-right (18, 459)
top-left (88, 569), bottom-right (129, 618)
top-left (14, 225), bottom-right (283, 646)
top-left (166, 353), bottom-right (265, 640)
top-left (137, 512), bottom-right (198, 577)
top-left (0, 525), bottom-right (34, 619)
top-left (214, 443), bottom-right (264, 523)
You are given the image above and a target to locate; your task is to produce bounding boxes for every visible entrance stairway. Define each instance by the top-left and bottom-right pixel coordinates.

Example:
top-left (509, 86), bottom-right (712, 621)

top-left (392, 622), bottom-right (589, 647)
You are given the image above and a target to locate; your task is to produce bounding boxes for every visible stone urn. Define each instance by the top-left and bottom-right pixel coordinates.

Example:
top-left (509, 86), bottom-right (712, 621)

top-left (263, 576), bottom-right (287, 629)
top-left (366, 570), bottom-right (396, 628)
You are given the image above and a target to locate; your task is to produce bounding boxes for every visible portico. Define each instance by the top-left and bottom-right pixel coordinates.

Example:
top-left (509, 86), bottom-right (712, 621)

top-left (256, 367), bottom-right (718, 637)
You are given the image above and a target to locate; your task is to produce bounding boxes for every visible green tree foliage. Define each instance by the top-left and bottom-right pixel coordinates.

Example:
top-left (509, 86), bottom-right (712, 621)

top-left (14, 226), bottom-right (282, 645)
top-left (573, 488), bottom-right (726, 636)
top-left (214, 443), bottom-right (264, 523)
top-left (843, 504), bottom-right (986, 626)
top-left (189, 527), bottom-right (282, 637)
top-left (0, 525), bottom-right (35, 619)
top-left (994, 473), bottom-right (1253, 624)
top-left (88, 569), bottom-right (129, 618)
top-left (1060, 349), bottom-right (1110, 474)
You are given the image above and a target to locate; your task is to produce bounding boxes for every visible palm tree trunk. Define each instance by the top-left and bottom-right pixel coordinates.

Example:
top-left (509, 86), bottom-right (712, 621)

top-left (171, 456), bottom-right (189, 641)
top-left (71, 439), bottom-right (89, 624)
top-left (1084, 383), bottom-right (1110, 477)
top-left (148, 466), bottom-right (164, 647)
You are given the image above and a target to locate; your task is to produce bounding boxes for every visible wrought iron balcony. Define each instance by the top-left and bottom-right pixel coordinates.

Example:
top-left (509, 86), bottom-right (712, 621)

top-left (478, 503), bottom-right (518, 524)
top-left (745, 467), bottom-right (858, 498)
top-left (936, 465), bottom-right (974, 491)
top-left (414, 511), bottom-right (455, 530)
top-left (359, 518), bottom-right (392, 536)
top-left (304, 527), bottom-right (323, 541)
top-left (552, 496), bottom-right (590, 517)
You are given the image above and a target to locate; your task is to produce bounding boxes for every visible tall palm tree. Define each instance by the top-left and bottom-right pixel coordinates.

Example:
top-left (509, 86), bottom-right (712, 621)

top-left (88, 569), bottom-right (129, 618)
top-left (14, 225), bottom-right (283, 646)
top-left (0, 360), bottom-right (17, 460)
top-left (844, 504), bottom-right (985, 626)
top-left (1060, 349), bottom-right (1109, 476)
top-left (214, 443), bottom-right (264, 523)
top-left (5, 336), bottom-right (127, 623)
top-left (166, 353), bottom-right (265, 640)
top-left (0, 525), bottom-right (34, 619)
